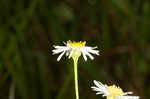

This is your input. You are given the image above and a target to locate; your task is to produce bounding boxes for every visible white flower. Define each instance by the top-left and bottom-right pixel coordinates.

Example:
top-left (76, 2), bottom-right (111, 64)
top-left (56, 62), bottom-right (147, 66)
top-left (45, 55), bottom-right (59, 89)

top-left (91, 80), bottom-right (140, 99)
top-left (52, 40), bottom-right (99, 61)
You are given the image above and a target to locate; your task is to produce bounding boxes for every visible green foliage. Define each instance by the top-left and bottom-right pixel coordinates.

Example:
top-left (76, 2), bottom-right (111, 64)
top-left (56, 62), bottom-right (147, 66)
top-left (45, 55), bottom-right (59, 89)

top-left (0, 0), bottom-right (150, 99)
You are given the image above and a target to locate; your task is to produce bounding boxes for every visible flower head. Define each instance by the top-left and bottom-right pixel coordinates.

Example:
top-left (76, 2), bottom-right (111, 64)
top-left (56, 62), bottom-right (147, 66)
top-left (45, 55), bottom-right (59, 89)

top-left (91, 80), bottom-right (139, 99)
top-left (52, 40), bottom-right (99, 61)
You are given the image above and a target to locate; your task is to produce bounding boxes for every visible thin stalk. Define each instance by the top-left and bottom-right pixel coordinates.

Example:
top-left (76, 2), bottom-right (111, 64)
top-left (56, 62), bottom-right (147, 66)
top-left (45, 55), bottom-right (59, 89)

top-left (9, 78), bottom-right (16, 99)
top-left (73, 57), bottom-right (79, 99)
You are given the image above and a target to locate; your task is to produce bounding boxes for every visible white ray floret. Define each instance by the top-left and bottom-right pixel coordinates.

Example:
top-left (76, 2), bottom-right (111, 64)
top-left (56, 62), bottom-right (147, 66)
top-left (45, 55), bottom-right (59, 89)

top-left (91, 80), bottom-right (139, 99)
top-left (52, 40), bottom-right (99, 61)
top-left (115, 96), bottom-right (140, 99)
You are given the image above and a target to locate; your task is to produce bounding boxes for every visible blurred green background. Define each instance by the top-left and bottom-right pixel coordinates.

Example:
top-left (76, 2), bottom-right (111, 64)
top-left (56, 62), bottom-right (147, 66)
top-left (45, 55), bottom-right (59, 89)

top-left (0, 0), bottom-right (150, 99)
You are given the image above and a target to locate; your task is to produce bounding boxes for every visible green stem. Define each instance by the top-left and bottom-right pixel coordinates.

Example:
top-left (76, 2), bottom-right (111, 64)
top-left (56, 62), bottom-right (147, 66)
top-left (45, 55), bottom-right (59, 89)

top-left (73, 57), bottom-right (79, 99)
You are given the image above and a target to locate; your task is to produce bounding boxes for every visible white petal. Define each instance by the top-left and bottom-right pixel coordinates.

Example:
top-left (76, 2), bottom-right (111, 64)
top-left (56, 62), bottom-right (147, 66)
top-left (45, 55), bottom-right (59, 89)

top-left (68, 50), bottom-right (74, 58)
top-left (66, 51), bottom-right (69, 56)
top-left (91, 80), bottom-right (109, 96)
top-left (94, 80), bottom-right (101, 87)
top-left (85, 46), bottom-right (97, 49)
top-left (96, 92), bottom-right (104, 95)
top-left (63, 41), bottom-right (67, 45)
top-left (57, 51), bottom-right (66, 61)
top-left (53, 45), bottom-right (66, 49)
top-left (93, 80), bottom-right (106, 89)
top-left (115, 96), bottom-right (140, 99)
top-left (124, 92), bottom-right (133, 95)
top-left (91, 86), bottom-right (102, 91)
top-left (92, 46), bottom-right (98, 49)
top-left (81, 49), bottom-right (87, 61)
top-left (85, 46), bottom-right (99, 55)
top-left (89, 49), bottom-right (99, 55)
top-left (102, 94), bottom-right (108, 97)
top-left (52, 49), bottom-right (64, 55)
top-left (84, 50), bottom-right (94, 60)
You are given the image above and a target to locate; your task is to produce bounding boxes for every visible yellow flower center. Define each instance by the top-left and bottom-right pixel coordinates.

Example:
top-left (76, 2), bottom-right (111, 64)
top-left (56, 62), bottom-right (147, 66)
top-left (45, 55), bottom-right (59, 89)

top-left (67, 40), bottom-right (86, 48)
top-left (67, 40), bottom-right (86, 58)
top-left (107, 85), bottom-right (124, 96)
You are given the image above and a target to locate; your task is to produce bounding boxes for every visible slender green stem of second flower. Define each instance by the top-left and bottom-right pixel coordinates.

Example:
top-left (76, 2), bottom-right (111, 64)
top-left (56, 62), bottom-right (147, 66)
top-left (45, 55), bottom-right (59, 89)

top-left (73, 57), bottom-right (79, 99)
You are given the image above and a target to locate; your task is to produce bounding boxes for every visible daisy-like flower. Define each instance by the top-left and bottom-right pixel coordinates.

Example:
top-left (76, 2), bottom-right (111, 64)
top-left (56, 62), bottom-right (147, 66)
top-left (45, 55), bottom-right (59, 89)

top-left (91, 80), bottom-right (139, 99)
top-left (52, 40), bottom-right (99, 61)
top-left (52, 40), bottom-right (99, 99)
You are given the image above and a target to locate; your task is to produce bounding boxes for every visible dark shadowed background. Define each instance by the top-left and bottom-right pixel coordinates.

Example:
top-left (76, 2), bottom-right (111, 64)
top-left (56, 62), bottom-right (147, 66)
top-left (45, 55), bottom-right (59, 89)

top-left (0, 0), bottom-right (150, 99)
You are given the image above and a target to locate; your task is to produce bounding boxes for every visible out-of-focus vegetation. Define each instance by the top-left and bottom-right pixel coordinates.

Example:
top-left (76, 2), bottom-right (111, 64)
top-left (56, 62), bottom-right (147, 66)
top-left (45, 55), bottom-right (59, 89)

top-left (0, 0), bottom-right (150, 99)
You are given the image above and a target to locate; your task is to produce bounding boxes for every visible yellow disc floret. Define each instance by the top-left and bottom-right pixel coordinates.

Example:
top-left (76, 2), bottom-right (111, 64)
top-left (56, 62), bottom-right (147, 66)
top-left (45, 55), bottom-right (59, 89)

top-left (67, 40), bottom-right (86, 58)
top-left (67, 40), bottom-right (86, 48)
top-left (107, 85), bottom-right (124, 96)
